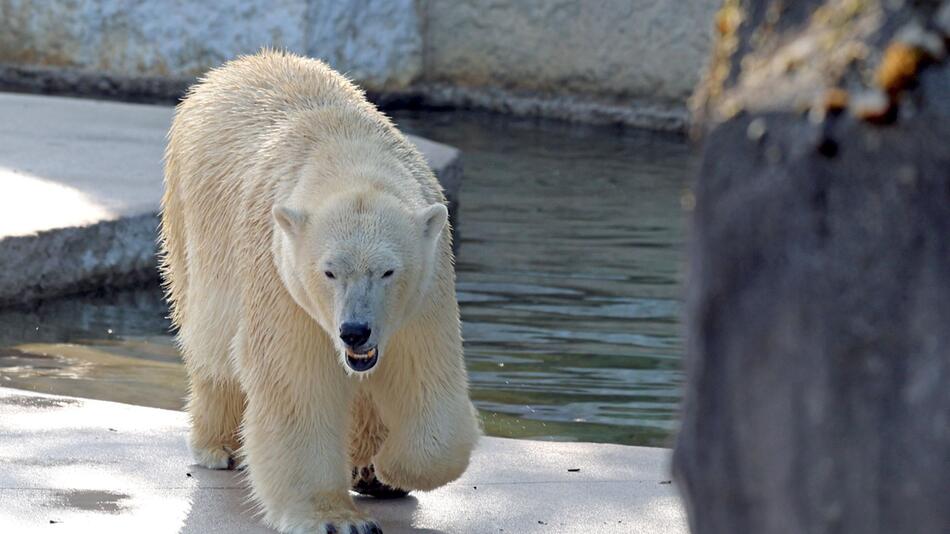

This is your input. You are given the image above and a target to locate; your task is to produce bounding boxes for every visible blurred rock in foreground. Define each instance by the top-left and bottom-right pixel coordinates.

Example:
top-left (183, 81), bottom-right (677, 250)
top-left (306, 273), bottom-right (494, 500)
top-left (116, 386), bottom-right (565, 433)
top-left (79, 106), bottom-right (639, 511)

top-left (675, 1), bottom-right (950, 533)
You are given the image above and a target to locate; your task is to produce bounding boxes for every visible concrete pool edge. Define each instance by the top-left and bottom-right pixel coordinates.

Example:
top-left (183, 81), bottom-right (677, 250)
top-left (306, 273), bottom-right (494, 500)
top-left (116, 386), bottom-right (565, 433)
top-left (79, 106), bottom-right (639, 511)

top-left (0, 92), bottom-right (462, 308)
top-left (0, 387), bottom-right (687, 533)
top-left (0, 66), bottom-right (691, 133)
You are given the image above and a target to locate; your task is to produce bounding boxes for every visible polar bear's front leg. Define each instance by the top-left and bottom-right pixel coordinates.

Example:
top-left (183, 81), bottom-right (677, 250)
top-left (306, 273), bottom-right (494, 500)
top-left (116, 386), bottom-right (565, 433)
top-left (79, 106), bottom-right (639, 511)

top-left (237, 309), bottom-right (380, 534)
top-left (369, 317), bottom-right (480, 491)
top-left (241, 372), bottom-right (382, 534)
top-left (372, 381), bottom-right (479, 491)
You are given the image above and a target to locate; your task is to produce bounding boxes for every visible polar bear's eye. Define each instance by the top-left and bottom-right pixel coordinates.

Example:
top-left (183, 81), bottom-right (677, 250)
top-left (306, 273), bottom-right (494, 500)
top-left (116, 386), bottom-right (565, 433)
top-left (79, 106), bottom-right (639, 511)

top-left (324, 271), bottom-right (336, 279)
top-left (382, 270), bottom-right (394, 279)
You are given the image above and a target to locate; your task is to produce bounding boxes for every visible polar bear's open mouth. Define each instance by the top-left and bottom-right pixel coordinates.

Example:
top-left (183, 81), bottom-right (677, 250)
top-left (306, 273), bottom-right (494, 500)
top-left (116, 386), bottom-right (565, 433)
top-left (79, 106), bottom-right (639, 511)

top-left (345, 346), bottom-right (379, 372)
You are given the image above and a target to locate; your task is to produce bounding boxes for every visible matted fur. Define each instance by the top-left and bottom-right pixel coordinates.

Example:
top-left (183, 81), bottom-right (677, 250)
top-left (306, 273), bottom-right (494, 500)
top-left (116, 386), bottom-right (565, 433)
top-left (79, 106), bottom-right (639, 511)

top-left (159, 50), bottom-right (479, 533)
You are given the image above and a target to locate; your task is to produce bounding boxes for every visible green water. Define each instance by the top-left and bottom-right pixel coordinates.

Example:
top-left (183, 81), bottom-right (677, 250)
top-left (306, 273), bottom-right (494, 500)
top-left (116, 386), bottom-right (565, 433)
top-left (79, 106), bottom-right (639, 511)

top-left (0, 110), bottom-right (695, 447)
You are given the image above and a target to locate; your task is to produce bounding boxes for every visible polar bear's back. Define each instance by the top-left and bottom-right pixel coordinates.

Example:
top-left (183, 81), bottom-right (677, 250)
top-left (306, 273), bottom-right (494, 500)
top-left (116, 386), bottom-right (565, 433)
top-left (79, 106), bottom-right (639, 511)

top-left (166, 49), bottom-right (439, 207)
top-left (166, 50), bottom-right (371, 187)
top-left (184, 51), bottom-right (370, 128)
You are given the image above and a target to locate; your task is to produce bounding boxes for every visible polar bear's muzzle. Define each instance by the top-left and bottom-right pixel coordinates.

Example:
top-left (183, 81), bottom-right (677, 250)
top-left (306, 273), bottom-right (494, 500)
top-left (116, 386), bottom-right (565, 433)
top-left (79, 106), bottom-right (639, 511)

top-left (339, 321), bottom-right (379, 372)
top-left (345, 345), bottom-right (379, 372)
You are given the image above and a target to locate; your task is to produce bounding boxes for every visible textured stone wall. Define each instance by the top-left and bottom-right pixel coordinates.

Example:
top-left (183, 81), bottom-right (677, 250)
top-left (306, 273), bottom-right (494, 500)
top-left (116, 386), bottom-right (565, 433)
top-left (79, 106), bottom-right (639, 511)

top-left (306, 0), bottom-right (421, 88)
top-left (0, 0), bottom-right (422, 90)
top-left (0, 0), bottom-right (718, 120)
top-left (423, 0), bottom-right (720, 105)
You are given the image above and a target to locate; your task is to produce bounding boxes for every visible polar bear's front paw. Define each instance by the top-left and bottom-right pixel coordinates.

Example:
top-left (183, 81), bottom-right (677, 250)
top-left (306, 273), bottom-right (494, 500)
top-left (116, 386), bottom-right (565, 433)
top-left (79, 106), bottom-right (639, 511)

top-left (190, 444), bottom-right (238, 470)
top-left (319, 519), bottom-right (382, 534)
top-left (374, 448), bottom-right (469, 492)
top-left (278, 514), bottom-right (382, 534)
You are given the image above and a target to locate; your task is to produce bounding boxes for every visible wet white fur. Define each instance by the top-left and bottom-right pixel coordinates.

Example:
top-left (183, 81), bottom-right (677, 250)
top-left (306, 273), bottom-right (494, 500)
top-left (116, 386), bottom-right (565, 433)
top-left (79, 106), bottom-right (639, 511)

top-left (160, 50), bottom-right (480, 533)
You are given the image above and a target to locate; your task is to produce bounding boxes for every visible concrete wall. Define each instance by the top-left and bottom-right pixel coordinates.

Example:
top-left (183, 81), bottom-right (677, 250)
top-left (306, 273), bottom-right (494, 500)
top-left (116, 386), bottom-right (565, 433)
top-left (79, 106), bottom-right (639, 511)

top-left (0, 0), bottom-right (720, 125)
top-left (0, 0), bottom-right (422, 90)
top-left (423, 0), bottom-right (718, 105)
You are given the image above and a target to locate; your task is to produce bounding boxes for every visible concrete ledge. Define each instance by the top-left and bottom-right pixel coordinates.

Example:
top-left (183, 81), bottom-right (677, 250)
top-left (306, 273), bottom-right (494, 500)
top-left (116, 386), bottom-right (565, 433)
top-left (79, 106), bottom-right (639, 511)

top-left (0, 65), bottom-right (689, 132)
top-left (381, 84), bottom-right (689, 133)
top-left (0, 214), bottom-right (159, 306)
top-left (0, 388), bottom-right (686, 533)
top-left (0, 93), bottom-right (461, 307)
top-left (0, 64), bottom-right (191, 105)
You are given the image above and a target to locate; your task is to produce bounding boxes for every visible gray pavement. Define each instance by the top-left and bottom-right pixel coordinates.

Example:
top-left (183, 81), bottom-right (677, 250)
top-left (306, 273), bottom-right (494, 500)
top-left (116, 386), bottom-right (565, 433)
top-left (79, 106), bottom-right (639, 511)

top-left (0, 92), bottom-right (461, 306)
top-left (0, 388), bottom-right (686, 533)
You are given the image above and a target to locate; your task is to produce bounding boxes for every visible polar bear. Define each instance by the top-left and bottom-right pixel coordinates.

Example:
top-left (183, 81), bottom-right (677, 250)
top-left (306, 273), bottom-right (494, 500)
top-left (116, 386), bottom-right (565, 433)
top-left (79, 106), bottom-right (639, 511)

top-left (159, 50), bottom-right (480, 533)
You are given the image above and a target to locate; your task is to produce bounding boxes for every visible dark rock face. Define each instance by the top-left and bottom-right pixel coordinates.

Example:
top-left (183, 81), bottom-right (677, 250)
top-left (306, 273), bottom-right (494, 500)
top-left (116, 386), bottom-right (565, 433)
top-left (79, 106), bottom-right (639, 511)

top-left (674, 2), bottom-right (950, 533)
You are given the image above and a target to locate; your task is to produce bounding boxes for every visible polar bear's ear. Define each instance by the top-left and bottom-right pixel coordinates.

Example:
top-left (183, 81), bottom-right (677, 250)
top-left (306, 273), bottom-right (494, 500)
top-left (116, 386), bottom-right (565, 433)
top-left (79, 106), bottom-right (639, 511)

top-left (273, 205), bottom-right (307, 236)
top-left (418, 203), bottom-right (448, 243)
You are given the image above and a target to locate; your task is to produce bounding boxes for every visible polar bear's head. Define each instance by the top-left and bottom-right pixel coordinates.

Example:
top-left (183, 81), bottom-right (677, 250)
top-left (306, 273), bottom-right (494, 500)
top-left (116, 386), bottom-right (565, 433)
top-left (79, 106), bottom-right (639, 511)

top-left (273, 189), bottom-right (448, 374)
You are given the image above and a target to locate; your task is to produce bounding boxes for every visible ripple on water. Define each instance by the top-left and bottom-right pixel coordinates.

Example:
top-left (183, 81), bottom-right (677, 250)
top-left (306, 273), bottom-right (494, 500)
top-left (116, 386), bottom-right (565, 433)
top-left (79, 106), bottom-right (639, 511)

top-left (398, 110), bottom-right (693, 446)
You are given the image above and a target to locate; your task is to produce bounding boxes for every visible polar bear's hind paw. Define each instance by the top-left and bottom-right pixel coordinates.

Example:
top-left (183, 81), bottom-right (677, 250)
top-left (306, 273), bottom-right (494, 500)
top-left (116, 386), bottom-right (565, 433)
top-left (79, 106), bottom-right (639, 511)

top-left (351, 465), bottom-right (410, 499)
top-left (191, 444), bottom-right (238, 470)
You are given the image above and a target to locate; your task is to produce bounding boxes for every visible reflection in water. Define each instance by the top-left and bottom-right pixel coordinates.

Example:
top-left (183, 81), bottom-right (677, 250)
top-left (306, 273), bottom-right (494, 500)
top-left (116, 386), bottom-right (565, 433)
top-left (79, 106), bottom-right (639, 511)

top-left (0, 111), bottom-right (694, 447)
top-left (0, 288), bottom-right (185, 411)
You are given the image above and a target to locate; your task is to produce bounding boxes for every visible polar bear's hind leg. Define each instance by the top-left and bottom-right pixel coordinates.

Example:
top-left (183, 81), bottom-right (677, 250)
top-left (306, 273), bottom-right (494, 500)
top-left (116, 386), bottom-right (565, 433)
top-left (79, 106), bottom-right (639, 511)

top-left (186, 375), bottom-right (245, 469)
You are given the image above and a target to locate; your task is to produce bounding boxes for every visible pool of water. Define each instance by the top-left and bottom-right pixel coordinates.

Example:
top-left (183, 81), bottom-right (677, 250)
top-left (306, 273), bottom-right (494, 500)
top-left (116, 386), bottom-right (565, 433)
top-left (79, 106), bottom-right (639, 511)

top-left (0, 110), bottom-right (695, 447)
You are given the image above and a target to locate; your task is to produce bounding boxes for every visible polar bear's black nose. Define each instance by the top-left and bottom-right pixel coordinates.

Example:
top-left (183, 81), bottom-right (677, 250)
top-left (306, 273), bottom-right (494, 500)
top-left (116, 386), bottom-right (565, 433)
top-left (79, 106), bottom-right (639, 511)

top-left (340, 322), bottom-right (371, 348)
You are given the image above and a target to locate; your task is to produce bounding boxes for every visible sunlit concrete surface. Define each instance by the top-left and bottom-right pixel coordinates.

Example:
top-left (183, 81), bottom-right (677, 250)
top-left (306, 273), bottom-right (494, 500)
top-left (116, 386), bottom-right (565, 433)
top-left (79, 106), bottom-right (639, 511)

top-left (0, 92), bottom-right (461, 306)
top-left (0, 93), bottom-right (168, 238)
top-left (0, 387), bottom-right (686, 533)
top-left (0, 169), bottom-right (113, 238)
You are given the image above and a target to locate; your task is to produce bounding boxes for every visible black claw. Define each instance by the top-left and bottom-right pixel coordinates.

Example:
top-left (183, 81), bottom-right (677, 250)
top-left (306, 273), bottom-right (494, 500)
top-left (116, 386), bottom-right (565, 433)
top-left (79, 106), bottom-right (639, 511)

top-left (324, 524), bottom-right (338, 534)
top-left (226, 456), bottom-right (236, 470)
top-left (349, 525), bottom-right (359, 534)
top-left (365, 521), bottom-right (382, 534)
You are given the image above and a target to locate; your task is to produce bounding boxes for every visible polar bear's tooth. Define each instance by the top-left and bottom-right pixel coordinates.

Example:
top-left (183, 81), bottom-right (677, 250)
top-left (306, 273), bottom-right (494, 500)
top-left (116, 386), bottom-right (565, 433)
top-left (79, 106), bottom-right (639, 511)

top-left (346, 347), bottom-right (376, 359)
